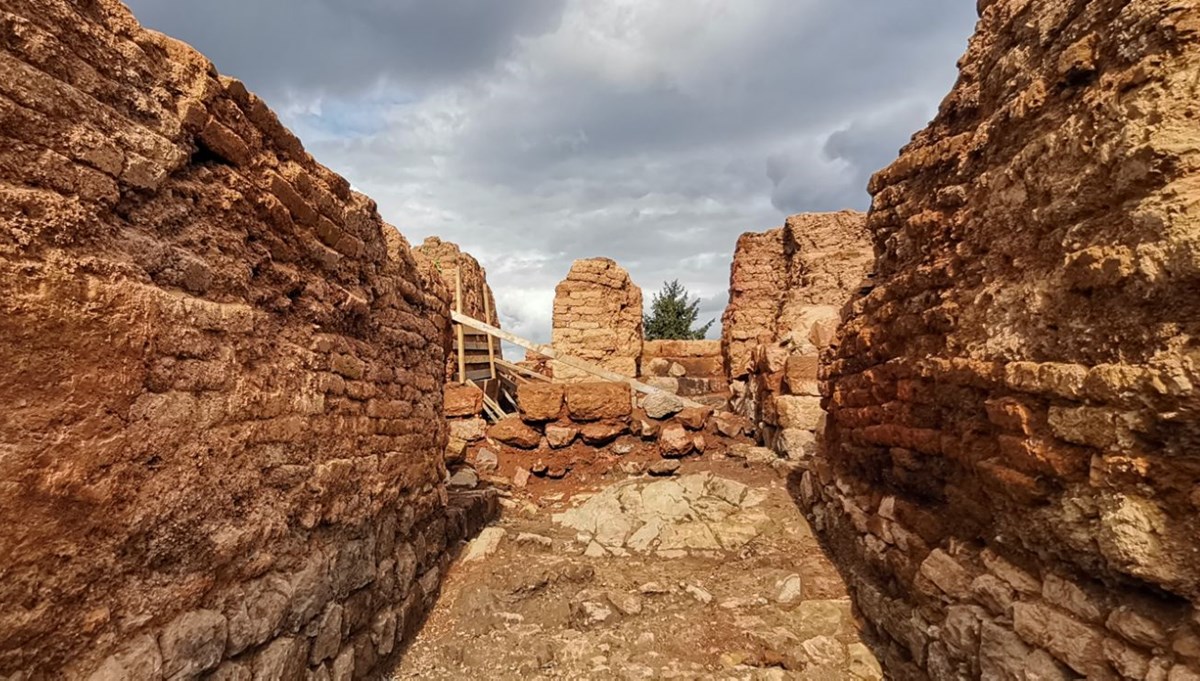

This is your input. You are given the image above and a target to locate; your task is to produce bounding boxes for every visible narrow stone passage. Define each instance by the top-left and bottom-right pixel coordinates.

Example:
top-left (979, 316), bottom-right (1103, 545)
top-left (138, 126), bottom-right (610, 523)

top-left (391, 459), bottom-right (882, 680)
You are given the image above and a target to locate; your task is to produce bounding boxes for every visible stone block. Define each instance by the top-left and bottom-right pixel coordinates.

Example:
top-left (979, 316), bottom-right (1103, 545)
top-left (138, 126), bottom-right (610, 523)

top-left (675, 406), bottom-right (712, 430)
top-left (517, 383), bottom-right (564, 421)
top-left (487, 416), bottom-right (542, 449)
top-left (85, 635), bottom-right (162, 680)
top-left (642, 391), bottom-right (685, 419)
top-left (580, 420), bottom-right (627, 445)
top-left (659, 423), bottom-right (695, 458)
top-left (251, 636), bottom-right (307, 681)
top-left (159, 609), bottom-right (228, 679)
top-left (545, 424), bottom-right (578, 448)
top-left (565, 382), bottom-right (632, 421)
top-left (1013, 601), bottom-right (1109, 677)
top-left (444, 383), bottom-right (484, 418)
top-left (774, 395), bottom-right (824, 431)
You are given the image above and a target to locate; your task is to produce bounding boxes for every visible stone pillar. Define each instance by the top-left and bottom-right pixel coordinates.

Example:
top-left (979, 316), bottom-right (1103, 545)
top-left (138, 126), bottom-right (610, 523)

top-left (551, 258), bottom-right (644, 381)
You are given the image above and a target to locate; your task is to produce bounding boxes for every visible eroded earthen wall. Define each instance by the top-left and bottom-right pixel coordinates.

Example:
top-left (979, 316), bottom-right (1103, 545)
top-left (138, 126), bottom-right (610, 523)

top-left (551, 258), bottom-right (644, 381)
top-left (0, 2), bottom-right (490, 678)
top-left (808, 2), bottom-right (1200, 679)
top-left (720, 211), bottom-right (871, 455)
top-left (413, 236), bottom-right (503, 379)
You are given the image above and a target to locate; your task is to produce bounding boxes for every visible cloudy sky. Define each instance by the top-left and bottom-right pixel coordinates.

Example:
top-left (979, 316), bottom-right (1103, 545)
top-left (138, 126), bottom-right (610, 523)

top-left (126, 0), bottom-right (978, 343)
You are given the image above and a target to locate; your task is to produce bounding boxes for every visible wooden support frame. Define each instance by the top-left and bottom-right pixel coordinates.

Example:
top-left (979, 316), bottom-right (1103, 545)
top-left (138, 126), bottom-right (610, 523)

top-left (482, 286), bottom-right (497, 380)
top-left (454, 269), bottom-right (466, 384)
top-left (451, 310), bottom-right (703, 408)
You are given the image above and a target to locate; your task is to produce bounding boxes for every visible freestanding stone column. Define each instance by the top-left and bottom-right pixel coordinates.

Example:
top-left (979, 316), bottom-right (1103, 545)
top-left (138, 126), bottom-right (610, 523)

top-left (551, 258), bottom-right (644, 381)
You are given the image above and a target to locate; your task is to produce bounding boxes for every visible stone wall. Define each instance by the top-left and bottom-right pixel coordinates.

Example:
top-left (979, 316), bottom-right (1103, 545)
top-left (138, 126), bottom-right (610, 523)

top-left (413, 237), bottom-right (502, 379)
top-left (0, 1), bottom-right (489, 677)
top-left (719, 212), bottom-right (872, 456)
top-left (640, 340), bottom-right (728, 401)
top-left (807, 1), bottom-right (1200, 679)
top-left (551, 258), bottom-right (644, 381)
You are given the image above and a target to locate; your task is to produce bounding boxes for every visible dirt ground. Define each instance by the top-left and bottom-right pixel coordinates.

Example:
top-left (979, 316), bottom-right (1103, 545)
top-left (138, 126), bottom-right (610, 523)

top-left (390, 454), bottom-right (882, 680)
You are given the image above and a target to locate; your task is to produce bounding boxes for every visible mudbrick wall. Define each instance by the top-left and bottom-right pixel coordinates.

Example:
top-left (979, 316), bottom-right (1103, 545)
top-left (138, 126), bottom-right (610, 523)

top-left (551, 257), bottom-right (644, 381)
top-left (720, 212), bottom-right (872, 457)
top-left (0, 1), bottom-right (495, 678)
top-left (412, 237), bottom-right (503, 380)
top-left (807, 1), bottom-right (1200, 679)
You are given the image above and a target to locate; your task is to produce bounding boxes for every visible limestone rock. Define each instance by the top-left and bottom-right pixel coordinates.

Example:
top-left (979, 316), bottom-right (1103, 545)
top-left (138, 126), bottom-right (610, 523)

top-left (449, 417), bottom-right (488, 443)
top-left (159, 610), bottom-right (227, 679)
top-left (463, 527), bottom-right (506, 562)
top-left (658, 424), bottom-right (695, 458)
top-left (642, 391), bottom-right (685, 419)
top-left (448, 468), bottom-right (479, 489)
top-left (545, 424), bottom-right (578, 449)
top-left (648, 460), bottom-right (680, 477)
top-left (675, 406), bottom-right (713, 431)
top-left (488, 416), bottom-right (542, 449)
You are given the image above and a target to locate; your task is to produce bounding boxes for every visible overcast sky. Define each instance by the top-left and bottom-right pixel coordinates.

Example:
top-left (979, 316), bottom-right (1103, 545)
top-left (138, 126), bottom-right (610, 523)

top-left (127, 0), bottom-right (977, 344)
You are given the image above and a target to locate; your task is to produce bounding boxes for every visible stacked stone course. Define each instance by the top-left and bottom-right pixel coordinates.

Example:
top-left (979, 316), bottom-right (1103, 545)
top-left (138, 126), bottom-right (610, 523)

top-left (0, 1), bottom-right (493, 677)
top-left (719, 211), bottom-right (872, 461)
top-left (640, 339), bottom-right (728, 401)
top-left (551, 258), bottom-right (644, 381)
top-left (806, 1), bottom-right (1200, 679)
top-left (413, 237), bottom-right (503, 379)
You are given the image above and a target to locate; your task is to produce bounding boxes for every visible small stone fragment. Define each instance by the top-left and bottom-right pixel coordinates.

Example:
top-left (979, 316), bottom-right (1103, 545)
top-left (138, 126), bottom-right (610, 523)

top-left (648, 460), bottom-right (681, 477)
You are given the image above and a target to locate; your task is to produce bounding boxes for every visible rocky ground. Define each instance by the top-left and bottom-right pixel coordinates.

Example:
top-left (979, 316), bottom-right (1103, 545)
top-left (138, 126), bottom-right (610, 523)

top-left (389, 456), bottom-right (882, 680)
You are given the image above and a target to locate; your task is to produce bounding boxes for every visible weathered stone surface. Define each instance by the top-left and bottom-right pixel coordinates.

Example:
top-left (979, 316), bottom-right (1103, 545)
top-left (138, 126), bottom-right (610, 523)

top-left (544, 424), bottom-right (578, 449)
top-left (0, 4), bottom-right (468, 675)
top-left (721, 211), bottom-right (870, 380)
top-left (659, 424), bottom-right (695, 458)
top-left (580, 421), bottom-right (627, 446)
top-left (552, 259), bottom-right (643, 380)
top-left (448, 418), bottom-right (488, 443)
top-left (488, 416), bottom-right (542, 449)
top-left (413, 236), bottom-right (503, 379)
top-left (517, 383), bottom-right (565, 422)
top-left (642, 391), bottom-right (686, 419)
top-left (159, 610), bottom-right (227, 679)
top-left (676, 406), bottom-right (713, 431)
top-left (444, 384), bottom-right (484, 417)
top-left (565, 382), bottom-right (632, 421)
top-left (802, 1), bottom-right (1200, 678)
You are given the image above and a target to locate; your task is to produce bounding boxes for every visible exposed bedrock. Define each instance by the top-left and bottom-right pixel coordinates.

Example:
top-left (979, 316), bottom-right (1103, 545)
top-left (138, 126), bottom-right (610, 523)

top-left (806, 1), bottom-right (1200, 679)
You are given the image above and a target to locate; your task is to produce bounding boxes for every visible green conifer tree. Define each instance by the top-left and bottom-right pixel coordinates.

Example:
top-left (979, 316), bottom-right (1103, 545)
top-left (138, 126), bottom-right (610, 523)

top-left (644, 280), bottom-right (715, 340)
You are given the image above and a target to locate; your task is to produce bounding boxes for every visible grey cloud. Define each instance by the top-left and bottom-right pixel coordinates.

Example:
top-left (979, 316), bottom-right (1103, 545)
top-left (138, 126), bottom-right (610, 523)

top-left (127, 0), bottom-right (978, 343)
top-left (124, 0), bottom-right (565, 97)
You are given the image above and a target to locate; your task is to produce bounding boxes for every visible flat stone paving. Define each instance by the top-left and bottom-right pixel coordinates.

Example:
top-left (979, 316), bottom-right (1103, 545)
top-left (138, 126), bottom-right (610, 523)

top-left (390, 460), bottom-right (882, 679)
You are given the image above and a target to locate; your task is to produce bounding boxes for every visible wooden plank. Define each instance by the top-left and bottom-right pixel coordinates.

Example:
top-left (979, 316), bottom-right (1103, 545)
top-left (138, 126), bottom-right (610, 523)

top-left (465, 367), bottom-right (494, 382)
top-left (482, 284), bottom-right (497, 380)
top-left (451, 311), bottom-right (702, 407)
top-left (454, 270), bottom-right (466, 384)
top-left (496, 358), bottom-right (552, 383)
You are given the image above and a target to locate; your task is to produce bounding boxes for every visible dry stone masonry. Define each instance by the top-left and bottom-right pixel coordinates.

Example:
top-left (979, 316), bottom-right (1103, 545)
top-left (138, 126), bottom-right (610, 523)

top-left (640, 339), bottom-right (728, 402)
top-left (0, 1), bottom-right (494, 677)
top-left (720, 212), bottom-right (872, 460)
top-left (807, 1), bottom-right (1200, 679)
top-left (551, 258), bottom-right (644, 381)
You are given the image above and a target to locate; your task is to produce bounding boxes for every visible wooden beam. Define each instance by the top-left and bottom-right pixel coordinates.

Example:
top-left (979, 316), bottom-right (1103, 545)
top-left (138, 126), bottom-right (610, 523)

top-left (482, 284), bottom-right (497, 380)
top-left (495, 358), bottom-right (552, 382)
top-left (451, 311), bottom-right (702, 407)
top-left (454, 269), bottom-right (466, 385)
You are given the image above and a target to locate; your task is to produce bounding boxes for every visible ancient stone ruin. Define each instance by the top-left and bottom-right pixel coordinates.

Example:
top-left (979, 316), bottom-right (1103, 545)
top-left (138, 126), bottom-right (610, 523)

top-left (804, 1), bottom-right (1200, 678)
top-left (5, 0), bottom-right (1200, 678)
top-left (721, 211), bottom-right (873, 458)
top-left (0, 1), bottom-right (494, 677)
top-left (551, 257), bottom-right (644, 381)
